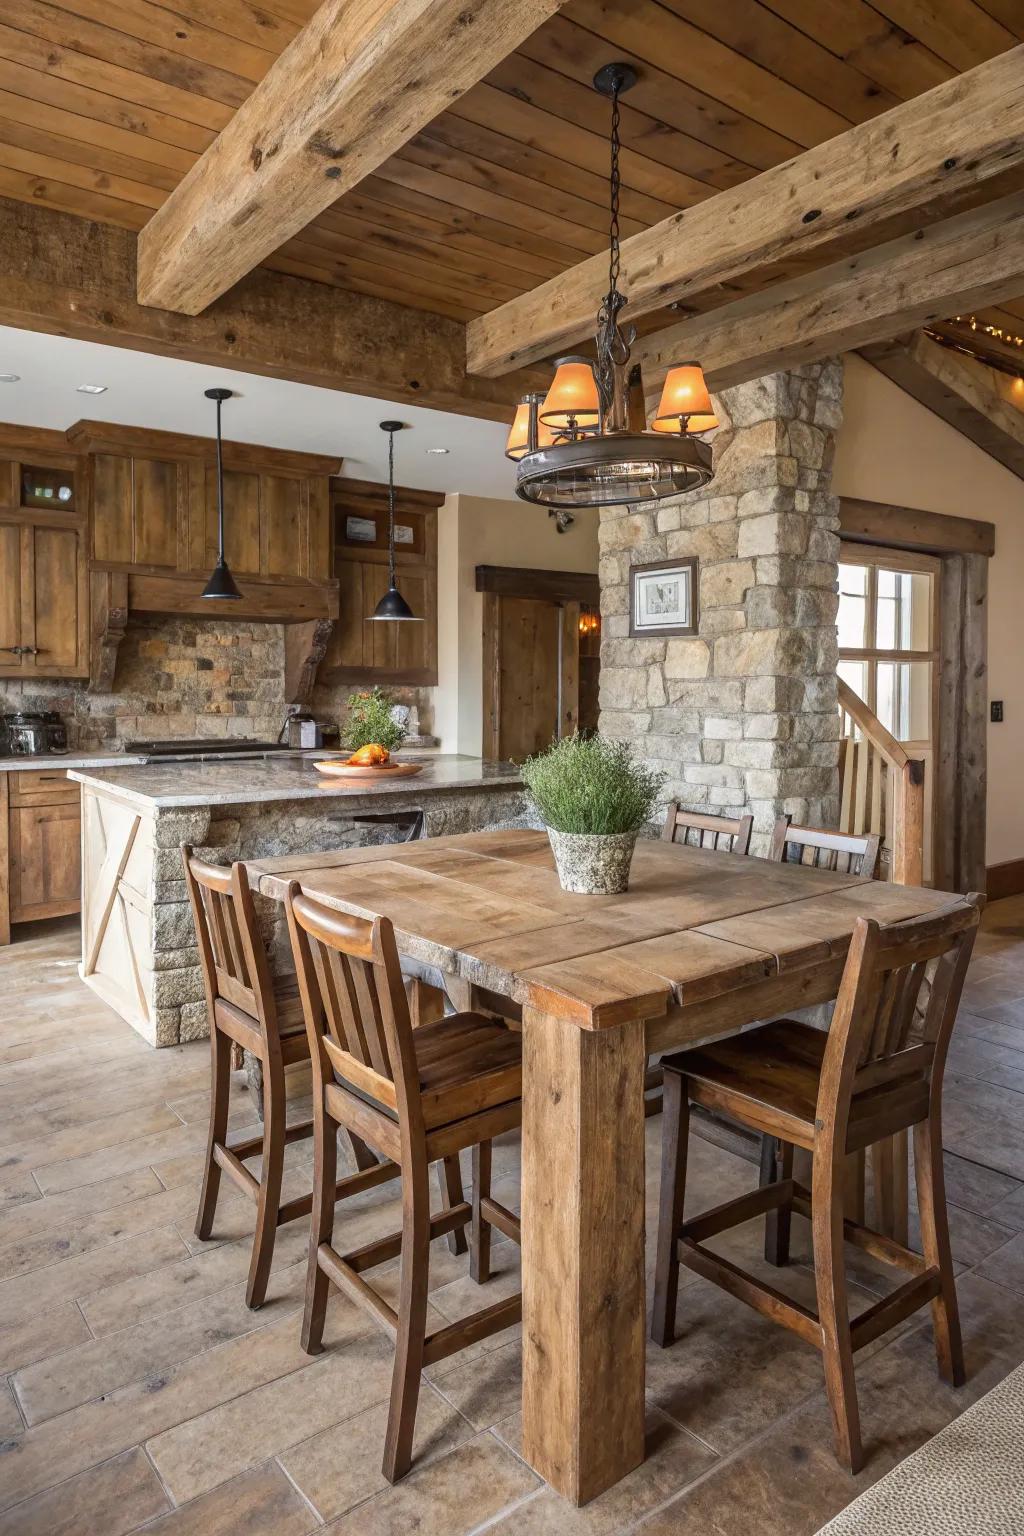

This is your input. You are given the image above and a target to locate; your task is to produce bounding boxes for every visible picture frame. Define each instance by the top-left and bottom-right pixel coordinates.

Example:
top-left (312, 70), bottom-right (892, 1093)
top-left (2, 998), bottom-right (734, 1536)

top-left (629, 556), bottom-right (699, 638)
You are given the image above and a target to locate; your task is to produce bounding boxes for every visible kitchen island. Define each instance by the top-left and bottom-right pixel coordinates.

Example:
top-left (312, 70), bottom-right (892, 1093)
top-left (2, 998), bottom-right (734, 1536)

top-left (69, 755), bottom-right (528, 1045)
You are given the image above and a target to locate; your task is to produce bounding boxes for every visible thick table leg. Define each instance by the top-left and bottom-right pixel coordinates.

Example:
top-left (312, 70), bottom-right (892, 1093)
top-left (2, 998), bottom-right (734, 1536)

top-left (521, 1006), bottom-right (646, 1505)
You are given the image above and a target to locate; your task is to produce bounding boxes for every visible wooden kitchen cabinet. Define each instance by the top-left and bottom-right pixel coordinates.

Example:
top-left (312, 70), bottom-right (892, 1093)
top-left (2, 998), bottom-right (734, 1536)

top-left (71, 422), bottom-right (336, 585)
top-left (323, 478), bottom-right (441, 686)
top-left (0, 771), bottom-right (82, 943)
top-left (0, 429), bottom-right (89, 680)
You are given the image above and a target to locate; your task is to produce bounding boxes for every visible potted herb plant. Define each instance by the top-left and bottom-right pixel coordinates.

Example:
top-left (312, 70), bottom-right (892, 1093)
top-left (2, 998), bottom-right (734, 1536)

top-left (342, 687), bottom-right (407, 759)
top-left (521, 733), bottom-right (665, 894)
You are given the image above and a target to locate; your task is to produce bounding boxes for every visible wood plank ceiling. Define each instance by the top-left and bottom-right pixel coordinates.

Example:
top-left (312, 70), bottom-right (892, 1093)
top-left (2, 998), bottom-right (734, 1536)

top-left (0, 0), bottom-right (1022, 347)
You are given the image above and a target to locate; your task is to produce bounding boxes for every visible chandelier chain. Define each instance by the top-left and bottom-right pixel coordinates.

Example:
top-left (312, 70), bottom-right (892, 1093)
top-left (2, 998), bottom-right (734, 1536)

top-left (608, 80), bottom-right (621, 304)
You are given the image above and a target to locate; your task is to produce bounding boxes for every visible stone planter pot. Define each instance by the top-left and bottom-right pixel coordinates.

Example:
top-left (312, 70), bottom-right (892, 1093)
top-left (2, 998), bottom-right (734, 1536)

top-left (546, 826), bottom-right (639, 895)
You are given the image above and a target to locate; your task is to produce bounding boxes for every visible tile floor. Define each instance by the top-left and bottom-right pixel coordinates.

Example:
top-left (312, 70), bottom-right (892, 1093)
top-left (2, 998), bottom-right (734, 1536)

top-left (3, 897), bottom-right (1024, 1535)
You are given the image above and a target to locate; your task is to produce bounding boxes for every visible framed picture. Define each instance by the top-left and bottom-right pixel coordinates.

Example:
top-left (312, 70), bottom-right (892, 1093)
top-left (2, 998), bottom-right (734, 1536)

top-left (629, 557), bottom-right (699, 638)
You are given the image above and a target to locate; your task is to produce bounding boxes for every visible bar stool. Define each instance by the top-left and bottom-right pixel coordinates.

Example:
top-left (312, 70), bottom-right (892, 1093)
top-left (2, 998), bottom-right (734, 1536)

top-left (285, 882), bottom-right (523, 1482)
top-left (651, 897), bottom-right (981, 1472)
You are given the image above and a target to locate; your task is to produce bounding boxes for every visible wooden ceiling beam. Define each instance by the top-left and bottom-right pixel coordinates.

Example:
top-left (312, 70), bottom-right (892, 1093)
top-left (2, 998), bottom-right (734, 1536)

top-left (634, 190), bottom-right (1024, 400)
top-left (135, 0), bottom-right (567, 316)
top-left (465, 43), bottom-right (1024, 378)
top-left (859, 331), bottom-right (1024, 483)
top-left (0, 198), bottom-right (538, 422)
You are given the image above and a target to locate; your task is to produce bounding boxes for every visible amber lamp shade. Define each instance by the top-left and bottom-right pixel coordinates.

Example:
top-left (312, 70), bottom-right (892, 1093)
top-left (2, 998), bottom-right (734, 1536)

top-left (652, 362), bottom-right (718, 433)
top-left (539, 357), bottom-right (601, 430)
top-left (505, 398), bottom-right (556, 460)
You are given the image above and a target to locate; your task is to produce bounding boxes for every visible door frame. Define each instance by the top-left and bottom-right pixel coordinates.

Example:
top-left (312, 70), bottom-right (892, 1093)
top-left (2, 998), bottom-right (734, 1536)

top-left (476, 566), bottom-right (599, 763)
top-left (839, 498), bottom-right (993, 894)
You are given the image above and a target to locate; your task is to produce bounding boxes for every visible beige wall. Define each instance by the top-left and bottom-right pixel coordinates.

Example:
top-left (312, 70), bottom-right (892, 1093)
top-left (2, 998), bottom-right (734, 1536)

top-left (834, 353), bottom-right (1024, 867)
top-left (435, 494), bottom-right (599, 755)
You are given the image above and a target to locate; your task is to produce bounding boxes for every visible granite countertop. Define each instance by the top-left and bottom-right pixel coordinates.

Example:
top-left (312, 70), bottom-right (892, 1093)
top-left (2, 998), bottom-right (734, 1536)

top-left (68, 754), bottom-right (523, 811)
top-left (0, 753), bottom-right (148, 772)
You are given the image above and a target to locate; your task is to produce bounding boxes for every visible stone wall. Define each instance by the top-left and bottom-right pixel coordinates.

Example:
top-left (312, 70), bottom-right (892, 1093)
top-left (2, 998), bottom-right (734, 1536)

top-left (0, 615), bottom-right (434, 749)
top-left (599, 360), bottom-right (844, 850)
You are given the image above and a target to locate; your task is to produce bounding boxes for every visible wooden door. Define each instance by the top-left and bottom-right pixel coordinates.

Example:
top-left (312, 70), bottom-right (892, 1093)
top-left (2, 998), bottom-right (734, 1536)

top-left (483, 594), bottom-right (581, 761)
top-left (9, 800), bottom-right (82, 922)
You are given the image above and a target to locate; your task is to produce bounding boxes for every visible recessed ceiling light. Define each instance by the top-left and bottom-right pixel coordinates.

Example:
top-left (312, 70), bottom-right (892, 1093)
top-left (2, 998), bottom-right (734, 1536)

top-left (77, 383), bottom-right (108, 395)
top-left (425, 447), bottom-right (450, 455)
top-left (0, 373), bottom-right (19, 383)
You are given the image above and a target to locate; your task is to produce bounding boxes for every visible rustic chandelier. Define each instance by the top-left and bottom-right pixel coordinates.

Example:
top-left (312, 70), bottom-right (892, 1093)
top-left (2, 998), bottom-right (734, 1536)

top-left (506, 63), bottom-right (716, 511)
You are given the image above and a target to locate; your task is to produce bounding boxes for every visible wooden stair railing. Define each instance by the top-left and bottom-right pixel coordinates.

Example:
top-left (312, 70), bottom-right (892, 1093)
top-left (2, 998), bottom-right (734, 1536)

top-left (837, 678), bottom-right (925, 887)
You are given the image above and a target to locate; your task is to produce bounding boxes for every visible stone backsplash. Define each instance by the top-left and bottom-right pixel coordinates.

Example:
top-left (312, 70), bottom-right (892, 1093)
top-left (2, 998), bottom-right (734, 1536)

top-left (0, 615), bottom-right (434, 749)
top-left (599, 360), bottom-right (843, 853)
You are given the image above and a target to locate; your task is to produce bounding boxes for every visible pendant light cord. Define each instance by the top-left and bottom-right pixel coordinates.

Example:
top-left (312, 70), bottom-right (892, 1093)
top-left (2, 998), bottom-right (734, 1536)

top-left (387, 426), bottom-right (397, 590)
top-left (214, 394), bottom-right (225, 562)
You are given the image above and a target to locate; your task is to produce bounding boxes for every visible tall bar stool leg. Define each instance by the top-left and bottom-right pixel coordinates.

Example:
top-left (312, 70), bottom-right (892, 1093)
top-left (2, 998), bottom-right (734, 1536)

top-left (651, 1069), bottom-right (689, 1349)
top-left (471, 1140), bottom-right (492, 1284)
top-left (438, 1156), bottom-right (469, 1257)
top-left (812, 1141), bottom-right (863, 1473)
top-left (196, 1025), bottom-right (231, 1241)
top-left (302, 1096), bottom-right (338, 1355)
top-left (383, 1151), bottom-right (432, 1482)
top-left (914, 1114), bottom-right (965, 1386)
top-left (246, 1050), bottom-right (285, 1310)
top-left (762, 1136), bottom-right (794, 1267)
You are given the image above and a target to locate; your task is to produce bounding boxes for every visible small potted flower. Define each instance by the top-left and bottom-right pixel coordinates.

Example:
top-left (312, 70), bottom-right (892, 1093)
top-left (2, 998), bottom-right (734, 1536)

top-left (521, 733), bottom-right (665, 894)
top-left (342, 687), bottom-right (407, 764)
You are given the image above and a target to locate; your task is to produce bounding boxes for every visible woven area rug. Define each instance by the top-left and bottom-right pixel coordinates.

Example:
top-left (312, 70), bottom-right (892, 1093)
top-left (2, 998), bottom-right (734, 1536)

top-left (816, 1362), bottom-right (1024, 1534)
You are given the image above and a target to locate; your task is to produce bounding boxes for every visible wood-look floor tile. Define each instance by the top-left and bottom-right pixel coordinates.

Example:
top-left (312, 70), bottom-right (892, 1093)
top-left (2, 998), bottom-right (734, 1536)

top-left (489, 1407), bottom-right (715, 1535)
top-left (0, 1445), bottom-right (170, 1536)
top-left (0, 1300), bottom-right (368, 1512)
top-left (32, 1124), bottom-right (208, 1196)
top-left (0, 1178), bottom-right (245, 1282)
top-left (0, 1301), bottom-right (92, 1377)
top-left (79, 1218), bottom-right (309, 1336)
top-left (130, 1461), bottom-right (319, 1536)
top-left (0, 1226), bottom-right (189, 1329)
top-left (0, 1169), bottom-right (161, 1252)
top-left (0, 1171), bottom-right (41, 1216)
top-left (0, 1377), bottom-right (22, 1439)
top-left (14, 1262), bottom-right (305, 1426)
top-left (428, 1339), bottom-right (522, 1431)
top-left (939, 1153), bottom-right (1022, 1219)
top-left (280, 1380), bottom-right (472, 1522)
top-left (323, 1431), bottom-right (539, 1536)
top-left (146, 1319), bottom-right (397, 1504)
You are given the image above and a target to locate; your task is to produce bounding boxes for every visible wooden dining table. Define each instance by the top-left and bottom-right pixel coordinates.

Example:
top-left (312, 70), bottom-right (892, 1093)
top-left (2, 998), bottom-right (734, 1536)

top-left (246, 826), bottom-right (959, 1506)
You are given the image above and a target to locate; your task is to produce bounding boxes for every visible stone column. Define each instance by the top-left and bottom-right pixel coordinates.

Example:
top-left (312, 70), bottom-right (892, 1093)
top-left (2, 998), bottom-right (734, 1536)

top-left (599, 359), bottom-right (843, 852)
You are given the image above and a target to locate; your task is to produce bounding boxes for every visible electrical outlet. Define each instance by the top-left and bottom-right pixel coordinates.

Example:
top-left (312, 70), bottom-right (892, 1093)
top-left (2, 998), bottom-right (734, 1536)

top-left (992, 700), bottom-right (1004, 723)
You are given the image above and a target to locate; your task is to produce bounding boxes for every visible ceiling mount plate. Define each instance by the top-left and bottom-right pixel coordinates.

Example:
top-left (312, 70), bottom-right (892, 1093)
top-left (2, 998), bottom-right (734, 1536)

top-left (379, 419), bottom-right (406, 433)
top-left (593, 62), bottom-right (638, 97)
top-left (204, 387), bottom-right (233, 402)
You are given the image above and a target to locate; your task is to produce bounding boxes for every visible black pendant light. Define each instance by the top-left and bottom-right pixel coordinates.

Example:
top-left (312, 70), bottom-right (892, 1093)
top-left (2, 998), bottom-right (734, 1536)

top-left (368, 420), bottom-right (422, 623)
top-left (202, 386), bottom-right (242, 601)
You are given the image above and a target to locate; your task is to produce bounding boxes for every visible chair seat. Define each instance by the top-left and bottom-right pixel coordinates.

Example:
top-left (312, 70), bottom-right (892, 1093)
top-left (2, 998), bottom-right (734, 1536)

top-left (332, 1012), bottom-right (521, 1131)
top-left (663, 1018), bottom-right (928, 1152)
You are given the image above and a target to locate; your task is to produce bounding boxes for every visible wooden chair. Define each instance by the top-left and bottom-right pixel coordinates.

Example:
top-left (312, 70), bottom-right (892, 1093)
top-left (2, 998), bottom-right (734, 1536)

top-left (770, 814), bottom-right (880, 877)
top-left (649, 806), bottom-right (755, 1118)
top-left (285, 882), bottom-right (523, 1483)
top-left (183, 848), bottom-right (405, 1309)
top-left (663, 803), bottom-right (753, 855)
top-left (651, 895), bottom-right (982, 1473)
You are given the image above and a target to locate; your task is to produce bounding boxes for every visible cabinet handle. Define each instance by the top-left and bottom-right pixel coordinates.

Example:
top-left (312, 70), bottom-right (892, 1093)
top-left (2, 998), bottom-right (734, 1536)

top-left (0, 645), bottom-right (39, 656)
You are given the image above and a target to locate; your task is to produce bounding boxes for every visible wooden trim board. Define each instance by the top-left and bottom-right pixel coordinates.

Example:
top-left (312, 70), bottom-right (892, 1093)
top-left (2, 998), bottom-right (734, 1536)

top-left (839, 499), bottom-right (995, 558)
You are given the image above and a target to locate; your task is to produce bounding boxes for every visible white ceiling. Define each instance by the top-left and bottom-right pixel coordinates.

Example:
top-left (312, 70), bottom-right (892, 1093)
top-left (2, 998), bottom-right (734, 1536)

top-left (0, 324), bottom-right (518, 499)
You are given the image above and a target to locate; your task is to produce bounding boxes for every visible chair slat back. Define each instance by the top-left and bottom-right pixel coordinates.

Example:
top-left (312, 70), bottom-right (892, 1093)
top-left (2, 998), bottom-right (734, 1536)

top-left (663, 804), bottom-right (754, 855)
top-left (182, 847), bottom-right (272, 1025)
top-left (769, 815), bottom-right (880, 877)
top-left (286, 885), bottom-right (418, 1123)
top-left (821, 897), bottom-right (982, 1117)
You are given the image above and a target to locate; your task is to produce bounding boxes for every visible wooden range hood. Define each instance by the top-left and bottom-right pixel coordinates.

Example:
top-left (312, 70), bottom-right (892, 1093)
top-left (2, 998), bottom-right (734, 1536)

top-left (66, 420), bottom-right (341, 703)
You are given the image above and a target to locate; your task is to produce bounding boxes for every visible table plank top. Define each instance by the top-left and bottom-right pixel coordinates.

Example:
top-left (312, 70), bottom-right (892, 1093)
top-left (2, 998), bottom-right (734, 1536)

top-left (247, 829), bottom-right (967, 1029)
